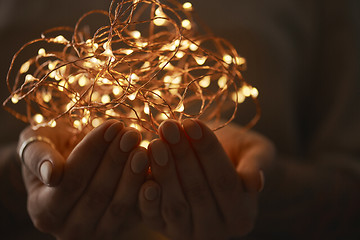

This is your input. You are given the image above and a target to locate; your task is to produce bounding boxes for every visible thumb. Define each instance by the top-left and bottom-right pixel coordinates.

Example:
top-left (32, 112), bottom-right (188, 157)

top-left (18, 135), bottom-right (65, 186)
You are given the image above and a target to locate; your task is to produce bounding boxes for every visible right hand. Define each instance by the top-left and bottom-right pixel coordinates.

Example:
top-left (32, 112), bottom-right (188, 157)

top-left (19, 120), bottom-right (149, 239)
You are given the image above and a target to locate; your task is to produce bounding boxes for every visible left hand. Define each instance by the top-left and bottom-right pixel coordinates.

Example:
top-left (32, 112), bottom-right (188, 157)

top-left (138, 119), bottom-right (275, 240)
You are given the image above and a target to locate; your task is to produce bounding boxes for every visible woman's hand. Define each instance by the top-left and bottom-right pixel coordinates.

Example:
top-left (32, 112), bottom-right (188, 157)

top-left (139, 119), bottom-right (275, 240)
top-left (19, 120), bottom-right (149, 239)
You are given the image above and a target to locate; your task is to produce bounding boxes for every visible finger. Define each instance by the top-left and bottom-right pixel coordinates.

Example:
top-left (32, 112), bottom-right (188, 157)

top-left (96, 129), bottom-right (146, 237)
top-left (60, 121), bottom-right (126, 237)
top-left (182, 119), bottom-right (255, 234)
top-left (35, 120), bottom-right (119, 230)
top-left (19, 131), bottom-right (65, 186)
top-left (237, 150), bottom-right (265, 193)
top-left (159, 120), bottom-right (223, 238)
top-left (149, 138), bottom-right (192, 238)
top-left (139, 180), bottom-right (164, 231)
top-left (236, 139), bottom-right (273, 192)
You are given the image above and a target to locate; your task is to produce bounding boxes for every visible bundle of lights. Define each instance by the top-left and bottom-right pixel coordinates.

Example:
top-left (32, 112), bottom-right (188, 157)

top-left (4, 0), bottom-right (260, 145)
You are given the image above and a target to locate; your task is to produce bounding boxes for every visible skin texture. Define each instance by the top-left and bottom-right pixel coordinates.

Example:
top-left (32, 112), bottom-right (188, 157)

top-left (139, 119), bottom-right (275, 240)
top-left (19, 120), bottom-right (149, 239)
top-left (17, 119), bottom-right (275, 239)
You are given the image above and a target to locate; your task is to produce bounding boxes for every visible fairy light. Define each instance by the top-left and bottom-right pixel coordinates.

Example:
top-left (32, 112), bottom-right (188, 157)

top-left (223, 54), bottom-right (233, 65)
top-left (181, 19), bottom-right (192, 30)
top-left (140, 140), bottom-right (150, 149)
top-left (3, 0), bottom-right (260, 141)
top-left (34, 114), bottom-right (44, 124)
top-left (199, 76), bottom-right (211, 88)
top-left (183, 2), bottom-right (193, 10)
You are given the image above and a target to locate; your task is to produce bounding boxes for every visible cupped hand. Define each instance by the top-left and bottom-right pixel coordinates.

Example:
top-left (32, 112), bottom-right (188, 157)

top-left (139, 119), bottom-right (275, 240)
top-left (19, 120), bottom-right (149, 239)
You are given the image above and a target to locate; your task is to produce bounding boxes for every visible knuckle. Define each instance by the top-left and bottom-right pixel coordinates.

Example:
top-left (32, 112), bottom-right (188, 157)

top-left (162, 201), bottom-right (189, 222)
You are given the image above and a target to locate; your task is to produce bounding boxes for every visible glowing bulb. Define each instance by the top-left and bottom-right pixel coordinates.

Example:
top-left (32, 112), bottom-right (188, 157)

top-left (232, 91), bottom-right (245, 103)
top-left (194, 55), bottom-right (207, 65)
top-left (130, 73), bottom-right (139, 83)
top-left (175, 51), bottom-right (185, 58)
top-left (105, 109), bottom-right (117, 117)
top-left (172, 76), bottom-right (182, 85)
top-left (154, 17), bottom-right (166, 26)
top-left (235, 57), bottom-right (246, 65)
top-left (128, 92), bottom-right (137, 101)
top-left (218, 75), bottom-right (227, 88)
top-left (199, 76), bottom-right (211, 88)
top-left (58, 80), bottom-right (67, 91)
top-left (25, 74), bottom-right (36, 82)
top-left (140, 140), bottom-right (150, 149)
top-left (112, 86), bottom-right (122, 96)
top-left (48, 61), bottom-right (57, 71)
top-left (73, 120), bottom-right (82, 129)
top-left (92, 118), bottom-right (103, 128)
top-left (175, 102), bottom-right (185, 112)
top-left (189, 43), bottom-right (198, 51)
top-left (11, 95), bottom-right (19, 104)
top-left (20, 61), bottom-right (31, 74)
top-left (242, 86), bottom-right (251, 97)
top-left (130, 30), bottom-right (141, 39)
top-left (103, 49), bottom-right (114, 57)
top-left (68, 76), bottom-right (76, 84)
top-left (53, 35), bottom-right (69, 44)
top-left (181, 19), bottom-right (191, 30)
top-left (155, 7), bottom-right (164, 16)
top-left (223, 54), bottom-right (233, 64)
top-left (144, 103), bottom-right (150, 115)
top-left (122, 49), bottom-right (134, 55)
top-left (141, 61), bottom-right (151, 69)
top-left (38, 48), bottom-right (46, 56)
top-left (81, 116), bottom-right (89, 124)
top-left (43, 92), bottom-right (52, 102)
top-left (183, 2), bottom-right (193, 10)
top-left (101, 94), bottom-right (111, 103)
top-left (158, 113), bottom-right (169, 120)
top-left (251, 87), bottom-right (259, 98)
top-left (91, 92), bottom-right (101, 101)
top-left (34, 114), bottom-right (44, 124)
top-left (99, 77), bottom-right (111, 84)
top-left (78, 76), bottom-right (88, 87)
top-left (152, 90), bottom-right (162, 99)
top-left (49, 120), bottom-right (57, 128)
top-left (130, 123), bottom-right (140, 130)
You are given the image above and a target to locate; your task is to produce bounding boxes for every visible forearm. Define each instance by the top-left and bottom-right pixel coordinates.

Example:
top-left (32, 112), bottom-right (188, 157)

top-left (250, 155), bottom-right (360, 239)
top-left (0, 143), bottom-right (53, 239)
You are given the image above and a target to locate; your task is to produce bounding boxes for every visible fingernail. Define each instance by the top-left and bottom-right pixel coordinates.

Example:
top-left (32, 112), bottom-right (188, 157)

top-left (151, 140), bottom-right (168, 166)
top-left (131, 151), bottom-right (148, 174)
top-left (120, 130), bottom-right (140, 152)
top-left (160, 120), bottom-right (180, 144)
top-left (40, 160), bottom-right (52, 185)
top-left (104, 122), bottom-right (123, 142)
top-left (258, 170), bottom-right (265, 192)
top-left (182, 119), bottom-right (202, 140)
top-left (144, 185), bottom-right (159, 201)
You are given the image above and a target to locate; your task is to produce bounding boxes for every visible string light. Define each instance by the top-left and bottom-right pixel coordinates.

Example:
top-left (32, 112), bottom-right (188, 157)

top-left (3, 0), bottom-right (260, 141)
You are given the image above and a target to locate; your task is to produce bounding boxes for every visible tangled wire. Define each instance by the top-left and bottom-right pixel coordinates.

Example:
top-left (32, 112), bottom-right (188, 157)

top-left (3, 0), bottom-right (260, 143)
